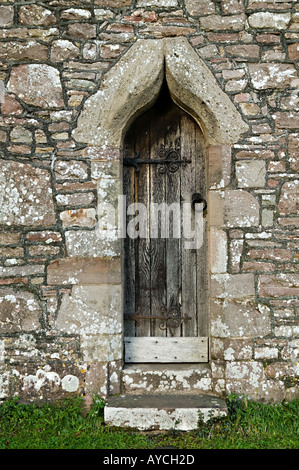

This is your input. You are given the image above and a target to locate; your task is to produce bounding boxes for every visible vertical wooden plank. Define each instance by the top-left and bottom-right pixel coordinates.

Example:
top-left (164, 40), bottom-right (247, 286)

top-left (180, 113), bottom-right (198, 337)
top-left (134, 112), bottom-right (151, 337)
top-left (149, 99), bottom-right (167, 337)
top-left (164, 100), bottom-right (182, 337)
top-left (123, 127), bottom-right (136, 337)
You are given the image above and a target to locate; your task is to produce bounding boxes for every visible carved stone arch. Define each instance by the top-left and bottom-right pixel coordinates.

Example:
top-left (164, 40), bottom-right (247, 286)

top-left (72, 37), bottom-right (248, 147)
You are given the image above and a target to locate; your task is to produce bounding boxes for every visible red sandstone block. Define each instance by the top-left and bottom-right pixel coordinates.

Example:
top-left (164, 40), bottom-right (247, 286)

top-left (288, 43), bottom-right (299, 61)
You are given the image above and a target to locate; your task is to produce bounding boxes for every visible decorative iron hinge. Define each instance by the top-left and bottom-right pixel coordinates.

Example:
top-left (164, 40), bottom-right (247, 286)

top-left (123, 141), bottom-right (191, 174)
top-left (125, 305), bottom-right (191, 337)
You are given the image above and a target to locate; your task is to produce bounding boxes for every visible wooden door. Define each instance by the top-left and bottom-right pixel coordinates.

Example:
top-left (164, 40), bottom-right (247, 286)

top-left (123, 83), bottom-right (208, 363)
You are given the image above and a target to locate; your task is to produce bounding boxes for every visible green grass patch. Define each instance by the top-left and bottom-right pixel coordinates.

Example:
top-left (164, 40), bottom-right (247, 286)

top-left (0, 394), bottom-right (298, 449)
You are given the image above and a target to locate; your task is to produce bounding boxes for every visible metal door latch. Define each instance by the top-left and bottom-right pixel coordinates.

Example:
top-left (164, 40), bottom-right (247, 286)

top-left (192, 193), bottom-right (207, 212)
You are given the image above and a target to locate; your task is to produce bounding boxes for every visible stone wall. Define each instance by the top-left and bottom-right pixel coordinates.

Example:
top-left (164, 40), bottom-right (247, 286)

top-left (0, 0), bottom-right (298, 404)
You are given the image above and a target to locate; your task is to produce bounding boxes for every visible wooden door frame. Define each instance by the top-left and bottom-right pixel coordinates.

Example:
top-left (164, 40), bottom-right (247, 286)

top-left (72, 37), bottom-right (248, 396)
top-left (123, 89), bottom-right (209, 363)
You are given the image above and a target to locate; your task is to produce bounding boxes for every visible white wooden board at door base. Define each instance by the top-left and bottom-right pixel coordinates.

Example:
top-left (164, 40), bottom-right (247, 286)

top-left (125, 337), bottom-right (208, 363)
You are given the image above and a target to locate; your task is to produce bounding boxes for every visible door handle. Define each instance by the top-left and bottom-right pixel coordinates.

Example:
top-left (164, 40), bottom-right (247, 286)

top-left (191, 193), bottom-right (207, 212)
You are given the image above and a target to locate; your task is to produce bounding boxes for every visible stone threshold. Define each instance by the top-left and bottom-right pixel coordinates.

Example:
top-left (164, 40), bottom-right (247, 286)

top-left (104, 394), bottom-right (228, 431)
top-left (120, 363), bottom-right (213, 396)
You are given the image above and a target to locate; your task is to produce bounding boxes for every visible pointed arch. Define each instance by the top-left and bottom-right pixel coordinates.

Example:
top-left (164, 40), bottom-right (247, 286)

top-left (72, 38), bottom-right (248, 147)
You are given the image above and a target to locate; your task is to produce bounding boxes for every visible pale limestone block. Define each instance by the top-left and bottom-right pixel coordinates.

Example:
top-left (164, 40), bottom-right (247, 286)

top-left (210, 273), bottom-right (255, 299)
top-left (230, 239), bottom-right (244, 273)
top-left (0, 288), bottom-right (42, 333)
top-left (0, 161), bottom-right (56, 227)
top-left (236, 159), bottom-right (266, 188)
top-left (224, 190), bottom-right (260, 227)
top-left (211, 298), bottom-right (272, 338)
top-left (262, 209), bottom-right (274, 227)
top-left (55, 285), bottom-right (122, 336)
top-left (249, 63), bottom-right (297, 90)
top-left (210, 228), bottom-right (227, 273)
top-left (209, 189), bottom-right (260, 228)
top-left (81, 334), bottom-right (122, 362)
top-left (248, 12), bottom-right (291, 30)
top-left (137, 0), bottom-right (178, 6)
top-left (65, 229), bottom-right (121, 258)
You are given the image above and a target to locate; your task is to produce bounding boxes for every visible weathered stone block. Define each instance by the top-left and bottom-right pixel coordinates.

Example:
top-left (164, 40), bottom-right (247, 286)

top-left (225, 79), bottom-right (248, 92)
top-left (81, 334), bottom-right (122, 362)
top-left (289, 43), bottom-right (299, 61)
top-left (226, 361), bottom-right (265, 380)
top-left (10, 126), bottom-right (33, 144)
top-left (61, 8), bottom-right (92, 20)
top-left (84, 361), bottom-right (108, 398)
top-left (0, 42), bottom-right (48, 62)
top-left (259, 274), bottom-right (299, 298)
top-left (56, 192), bottom-right (95, 206)
top-left (274, 112), bottom-right (299, 129)
top-left (249, 64), bottom-right (297, 90)
top-left (223, 339), bottom-right (253, 360)
top-left (47, 257), bottom-right (121, 285)
top-left (1, 93), bottom-right (23, 116)
top-left (239, 103), bottom-right (261, 116)
top-left (0, 161), bottom-right (56, 227)
top-left (248, 12), bottom-right (291, 30)
top-left (0, 6), bottom-right (14, 27)
top-left (8, 64), bottom-right (64, 108)
top-left (236, 160), bottom-right (266, 188)
top-left (254, 347), bottom-right (278, 360)
top-left (68, 23), bottom-right (96, 39)
top-left (210, 273), bottom-right (255, 299)
top-left (100, 44), bottom-right (126, 59)
top-left (224, 190), bottom-right (260, 227)
top-left (279, 180), bottom-right (299, 215)
top-left (95, 0), bottom-right (131, 5)
top-left (50, 40), bottom-right (80, 62)
top-left (207, 145), bottom-right (231, 189)
top-left (0, 288), bottom-right (42, 333)
top-left (225, 45), bottom-right (260, 59)
top-left (200, 14), bottom-right (246, 31)
top-left (19, 5), bottom-right (56, 26)
top-left (221, 0), bottom-right (244, 14)
top-left (0, 265), bottom-right (45, 278)
top-left (185, 0), bottom-right (215, 16)
top-left (54, 160), bottom-right (88, 180)
top-left (210, 228), bottom-right (227, 274)
top-left (60, 208), bottom-right (96, 228)
top-left (65, 229), bottom-right (121, 258)
top-left (230, 239), bottom-right (243, 273)
top-left (211, 298), bottom-right (272, 339)
top-left (26, 231), bottom-right (62, 243)
top-left (209, 190), bottom-right (260, 228)
top-left (28, 245), bottom-right (60, 257)
top-left (55, 285), bottom-right (122, 337)
top-left (136, 0), bottom-right (178, 6)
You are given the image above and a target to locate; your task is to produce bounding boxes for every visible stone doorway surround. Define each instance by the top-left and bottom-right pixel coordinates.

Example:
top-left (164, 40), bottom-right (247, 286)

top-left (53, 37), bottom-right (250, 400)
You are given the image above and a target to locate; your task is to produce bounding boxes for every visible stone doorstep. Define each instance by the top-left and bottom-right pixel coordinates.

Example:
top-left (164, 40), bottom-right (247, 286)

top-left (120, 363), bottom-right (212, 395)
top-left (104, 394), bottom-right (228, 431)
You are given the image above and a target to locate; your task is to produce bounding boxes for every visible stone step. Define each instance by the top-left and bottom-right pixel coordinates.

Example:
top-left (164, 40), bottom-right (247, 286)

top-left (120, 363), bottom-right (213, 395)
top-left (104, 394), bottom-right (228, 431)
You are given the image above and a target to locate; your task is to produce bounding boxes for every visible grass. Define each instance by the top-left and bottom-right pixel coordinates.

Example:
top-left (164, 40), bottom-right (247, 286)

top-left (0, 394), bottom-right (298, 450)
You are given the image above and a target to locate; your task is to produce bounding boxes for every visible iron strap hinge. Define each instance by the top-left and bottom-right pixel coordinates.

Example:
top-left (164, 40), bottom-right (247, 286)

top-left (124, 306), bottom-right (192, 336)
top-left (123, 149), bottom-right (191, 173)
